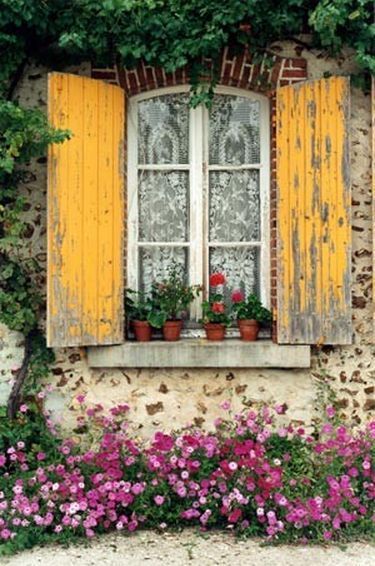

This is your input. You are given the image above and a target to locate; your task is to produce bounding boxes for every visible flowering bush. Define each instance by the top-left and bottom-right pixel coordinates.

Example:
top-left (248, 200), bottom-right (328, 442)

top-left (0, 401), bottom-right (374, 555)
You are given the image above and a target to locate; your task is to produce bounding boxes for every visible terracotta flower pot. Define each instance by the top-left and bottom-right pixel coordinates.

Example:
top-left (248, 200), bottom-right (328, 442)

top-left (204, 323), bottom-right (226, 341)
top-left (237, 319), bottom-right (260, 341)
top-left (163, 320), bottom-right (183, 341)
top-left (133, 320), bottom-right (152, 342)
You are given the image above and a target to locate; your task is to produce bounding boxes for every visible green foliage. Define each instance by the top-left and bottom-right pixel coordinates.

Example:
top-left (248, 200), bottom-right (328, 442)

top-left (310, 0), bottom-right (375, 75)
top-left (149, 265), bottom-right (201, 326)
top-left (0, 1), bottom-right (373, 101)
top-left (201, 294), bottom-right (231, 326)
top-left (232, 293), bottom-right (272, 323)
top-left (0, 402), bottom-right (61, 465)
top-left (0, 258), bottom-right (40, 333)
top-left (0, 101), bottom-right (70, 334)
top-left (0, 402), bottom-right (373, 553)
top-left (0, 101), bottom-right (69, 409)
top-left (125, 288), bottom-right (155, 322)
top-left (26, 333), bottom-right (56, 397)
top-left (0, 101), bottom-right (69, 173)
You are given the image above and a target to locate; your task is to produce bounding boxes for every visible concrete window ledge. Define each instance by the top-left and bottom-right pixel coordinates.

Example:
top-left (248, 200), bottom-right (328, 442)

top-left (87, 340), bottom-right (311, 368)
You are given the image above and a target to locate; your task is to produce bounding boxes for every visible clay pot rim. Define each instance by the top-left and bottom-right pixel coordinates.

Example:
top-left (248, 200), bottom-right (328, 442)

top-left (204, 322), bottom-right (225, 328)
top-left (133, 319), bottom-right (151, 326)
top-left (237, 319), bottom-right (259, 325)
top-left (163, 319), bottom-right (183, 326)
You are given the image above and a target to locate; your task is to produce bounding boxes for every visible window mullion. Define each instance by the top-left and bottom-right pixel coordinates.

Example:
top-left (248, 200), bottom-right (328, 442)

top-left (259, 97), bottom-right (270, 308)
top-left (202, 104), bottom-right (210, 302)
top-left (127, 98), bottom-right (139, 292)
top-left (190, 104), bottom-right (204, 320)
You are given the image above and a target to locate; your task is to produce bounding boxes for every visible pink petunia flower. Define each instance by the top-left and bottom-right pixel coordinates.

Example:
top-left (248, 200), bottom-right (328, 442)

top-left (154, 495), bottom-right (165, 506)
top-left (326, 406), bottom-right (336, 419)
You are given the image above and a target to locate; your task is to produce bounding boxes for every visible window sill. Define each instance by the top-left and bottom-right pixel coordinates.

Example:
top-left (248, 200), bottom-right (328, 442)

top-left (87, 339), bottom-right (310, 369)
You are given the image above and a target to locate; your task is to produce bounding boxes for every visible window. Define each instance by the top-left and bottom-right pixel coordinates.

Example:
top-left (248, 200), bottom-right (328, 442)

top-left (127, 86), bottom-right (270, 321)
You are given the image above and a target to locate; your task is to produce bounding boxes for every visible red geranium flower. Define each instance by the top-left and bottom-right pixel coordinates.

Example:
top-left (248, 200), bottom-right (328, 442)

top-left (209, 272), bottom-right (226, 286)
top-left (231, 289), bottom-right (244, 303)
top-left (212, 302), bottom-right (225, 314)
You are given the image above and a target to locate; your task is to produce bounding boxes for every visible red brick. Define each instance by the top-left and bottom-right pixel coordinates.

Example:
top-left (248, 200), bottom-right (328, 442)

top-left (127, 71), bottom-right (138, 93)
top-left (145, 66), bottom-right (156, 90)
top-left (238, 64), bottom-right (251, 88)
top-left (175, 67), bottom-right (183, 85)
top-left (230, 54), bottom-right (244, 84)
top-left (154, 67), bottom-right (165, 87)
top-left (137, 63), bottom-right (147, 90)
top-left (116, 66), bottom-right (127, 90)
top-left (289, 57), bottom-right (307, 69)
top-left (270, 60), bottom-right (282, 87)
top-left (222, 62), bottom-right (232, 84)
top-left (281, 69), bottom-right (307, 79)
top-left (249, 63), bottom-right (261, 86)
top-left (91, 69), bottom-right (116, 80)
top-left (165, 72), bottom-right (175, 86)
top-left (226, 44), bottom-right (237, 61)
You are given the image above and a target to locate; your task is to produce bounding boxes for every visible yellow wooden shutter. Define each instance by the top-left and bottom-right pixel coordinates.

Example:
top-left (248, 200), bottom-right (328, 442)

top-left (276, 76), bottom-right (351, 345)
top-left (47, 73), bottom-right (125, 347)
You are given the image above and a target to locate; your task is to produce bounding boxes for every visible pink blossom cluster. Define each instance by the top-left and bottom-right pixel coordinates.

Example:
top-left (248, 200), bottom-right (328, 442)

top-left (0, 402), bottom-right (374, 550)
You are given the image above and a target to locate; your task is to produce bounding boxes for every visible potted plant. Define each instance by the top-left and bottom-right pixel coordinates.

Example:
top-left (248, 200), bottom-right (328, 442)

top-left (201, 272), bottom-right (230, 341)
top-left (150, 265), bottom-right (201, 341)
top-left (231, 290), bottom-right (272, 341)
top-left (125, 289), bottom-right (154, 342)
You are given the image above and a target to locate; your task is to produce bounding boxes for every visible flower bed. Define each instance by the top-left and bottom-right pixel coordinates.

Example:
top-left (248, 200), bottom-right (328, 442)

top-left (0, 401), bottom-right (374, 555)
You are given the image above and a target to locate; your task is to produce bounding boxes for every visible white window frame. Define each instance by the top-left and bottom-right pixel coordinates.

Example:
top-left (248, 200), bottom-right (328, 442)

top-left (127, 85), bottom-right (270, 320)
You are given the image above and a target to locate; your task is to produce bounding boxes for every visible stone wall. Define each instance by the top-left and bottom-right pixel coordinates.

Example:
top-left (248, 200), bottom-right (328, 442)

top-left (0, 43), bottom-right (373, 436)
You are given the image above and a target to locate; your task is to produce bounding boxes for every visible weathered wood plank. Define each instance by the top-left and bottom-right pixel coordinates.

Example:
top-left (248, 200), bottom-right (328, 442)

top-left (47, 73), bottom-right (125, 347)
top-left (276, 77), bottom-right (351, 344)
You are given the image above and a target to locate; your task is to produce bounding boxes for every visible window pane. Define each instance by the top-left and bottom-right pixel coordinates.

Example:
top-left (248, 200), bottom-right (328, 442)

top-left (139, 246), bottom-right (188, 292)
top-left (209, 246), bottom-right (259, 298)
top-left (209, 170), bottom-right (260, 242)
top-left (209, 95), bottom-right (260, 165)
top-left (138, 94), bottom-right (189, 164)
top-left (139, 171), bottom-right (189, 242)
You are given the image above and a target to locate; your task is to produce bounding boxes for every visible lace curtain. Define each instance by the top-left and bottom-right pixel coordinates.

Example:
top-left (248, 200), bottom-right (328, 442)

top-left (136, 92), bottom-right (261, 296)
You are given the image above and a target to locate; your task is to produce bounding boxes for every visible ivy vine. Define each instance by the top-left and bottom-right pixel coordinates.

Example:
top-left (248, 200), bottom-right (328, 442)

top-left (0, 102), bottom-right (69, 416)
top-left (0, 0), bottom-right (373, 415)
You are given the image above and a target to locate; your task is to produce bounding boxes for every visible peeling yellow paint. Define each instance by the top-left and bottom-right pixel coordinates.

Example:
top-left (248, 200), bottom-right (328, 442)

top-left (47, 73), bottom-right (125, 347)
top-left (276, 77), bottom-right (351, 345)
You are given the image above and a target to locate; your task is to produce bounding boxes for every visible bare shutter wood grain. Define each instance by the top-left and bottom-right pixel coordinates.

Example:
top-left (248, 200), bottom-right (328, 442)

top-left (47, 73), bottom-right (125, 347)
top-left (276, 77), bottom-right (351, 344)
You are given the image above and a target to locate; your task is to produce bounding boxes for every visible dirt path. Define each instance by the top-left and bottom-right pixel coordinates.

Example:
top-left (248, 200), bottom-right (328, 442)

top-left (1, 531), bottom-right (374, 566)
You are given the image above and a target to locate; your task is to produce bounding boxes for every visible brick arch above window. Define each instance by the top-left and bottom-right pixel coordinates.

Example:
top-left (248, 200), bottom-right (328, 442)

top-left (91, 48), bottom-right (307, 95)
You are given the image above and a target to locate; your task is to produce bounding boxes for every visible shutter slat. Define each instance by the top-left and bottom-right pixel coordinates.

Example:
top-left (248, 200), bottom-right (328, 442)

top-left (47, 73), bottom-right (125, 347)
top-left (276, 77), bottom-right (351, 344)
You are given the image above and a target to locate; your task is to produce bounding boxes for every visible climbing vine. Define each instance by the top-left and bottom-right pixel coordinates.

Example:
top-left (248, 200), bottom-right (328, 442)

top-left (0, 101), bottom-right (69, 416)
top-left (0, 0), bottom-right (373, 414)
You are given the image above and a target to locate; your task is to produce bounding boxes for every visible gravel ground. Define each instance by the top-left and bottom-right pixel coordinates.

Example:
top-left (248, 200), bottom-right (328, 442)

top-left (1, 531), bottom-right (374, 566)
